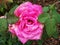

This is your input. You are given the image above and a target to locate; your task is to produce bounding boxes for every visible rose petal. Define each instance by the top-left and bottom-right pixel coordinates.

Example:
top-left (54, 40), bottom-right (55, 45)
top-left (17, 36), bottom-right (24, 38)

top-left (18, 36), bottom-right (28, 44)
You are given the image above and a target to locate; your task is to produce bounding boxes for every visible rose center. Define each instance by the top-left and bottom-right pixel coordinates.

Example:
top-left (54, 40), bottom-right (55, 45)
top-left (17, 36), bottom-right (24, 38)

top-left (27, 19), bottom-right (33, 25)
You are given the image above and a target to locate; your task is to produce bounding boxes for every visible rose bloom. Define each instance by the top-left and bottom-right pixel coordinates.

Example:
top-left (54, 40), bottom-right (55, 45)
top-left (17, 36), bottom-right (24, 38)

top-left (8, 2), bottom-right (43, 44)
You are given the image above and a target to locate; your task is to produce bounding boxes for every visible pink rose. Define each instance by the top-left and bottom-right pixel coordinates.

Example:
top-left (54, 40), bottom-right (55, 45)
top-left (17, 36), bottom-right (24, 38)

top-left (9, 16), bottom-right (44, 44)
top-left (9, 2), bottom-right (43, 44)
top-left (14, 2), bottom-right (43, 17)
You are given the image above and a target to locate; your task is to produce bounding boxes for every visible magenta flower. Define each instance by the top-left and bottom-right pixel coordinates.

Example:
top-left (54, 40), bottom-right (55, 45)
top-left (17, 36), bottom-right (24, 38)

top-left (8, 2), bottom-right (43, 44)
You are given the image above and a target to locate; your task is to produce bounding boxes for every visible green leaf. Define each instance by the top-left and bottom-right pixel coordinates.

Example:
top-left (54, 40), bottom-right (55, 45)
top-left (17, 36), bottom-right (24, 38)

top-left (0, 18), bottom-right (8, 45)
top-left (43, 7), bottom-right (49, 12)
top-left (38, 13), bottom-right (49, 23)
top-left (5, 12), bottom-right (18, 24)
top-left (52, 10), bottom-right (60, 23)
top-left (7, 14), bottom-right (18, 24)
top-left (9, 5), bottom-right (18, 15)
top-left (45, 18), bottom-right (58, 38)
top-left (0, 18), bottom-right (7, 32)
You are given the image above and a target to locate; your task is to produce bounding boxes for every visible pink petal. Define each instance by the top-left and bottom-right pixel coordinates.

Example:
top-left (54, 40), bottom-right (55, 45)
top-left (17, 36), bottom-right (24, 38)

top-left (8, 24), bottom-right (15, 35)
top-left (18, 36), bottom-right (28, 44)
top-left (31, 33), bottom-right (40, 40)
top-left (14, 2), bottom-right (43, 17)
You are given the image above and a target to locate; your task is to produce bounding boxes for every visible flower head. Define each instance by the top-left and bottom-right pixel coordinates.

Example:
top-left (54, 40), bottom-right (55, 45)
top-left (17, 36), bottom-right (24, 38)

top-left (9, 2), bottom-right (43, 44)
